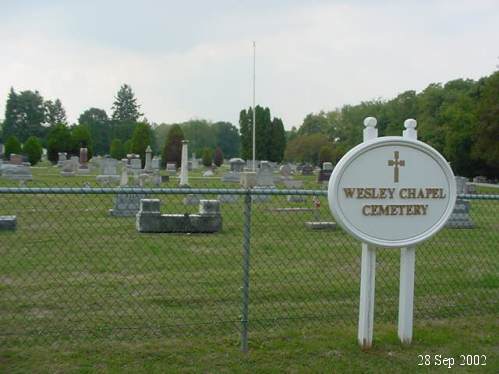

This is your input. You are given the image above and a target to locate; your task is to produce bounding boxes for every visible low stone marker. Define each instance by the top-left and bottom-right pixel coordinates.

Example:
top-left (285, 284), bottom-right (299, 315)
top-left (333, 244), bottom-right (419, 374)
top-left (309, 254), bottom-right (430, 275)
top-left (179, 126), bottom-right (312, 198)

top-left (317, 162), bottom-right (333, 183)
top-left (0, 216), bottom-right (16, 231)
top-left (136, 199), bottom-right (222, 233)
top-left (301, 164), bottom-right (314, 176)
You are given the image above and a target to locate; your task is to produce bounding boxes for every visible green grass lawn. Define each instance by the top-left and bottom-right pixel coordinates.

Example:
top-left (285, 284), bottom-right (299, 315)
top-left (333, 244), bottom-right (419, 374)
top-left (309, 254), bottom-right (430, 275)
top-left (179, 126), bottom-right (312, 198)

top-left (0, 165), bottom-right (498, 372)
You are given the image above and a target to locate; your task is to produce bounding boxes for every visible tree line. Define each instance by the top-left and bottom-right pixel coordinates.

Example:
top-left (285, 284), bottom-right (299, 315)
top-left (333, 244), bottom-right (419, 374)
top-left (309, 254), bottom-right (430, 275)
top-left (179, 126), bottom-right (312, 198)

top-left (2, 71), bottom-right (496, 176)
top-left (285, 71), bottom-right (499, 178)
top-left (0, 84), bottom-right (244, 166)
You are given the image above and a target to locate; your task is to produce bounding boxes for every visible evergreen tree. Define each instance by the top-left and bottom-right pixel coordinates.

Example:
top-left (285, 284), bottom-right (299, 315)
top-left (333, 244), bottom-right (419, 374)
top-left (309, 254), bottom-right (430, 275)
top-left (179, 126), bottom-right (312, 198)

top-left (4, 135), bottom-right (22, 160)
top-left (47, 124), bottom-right (71, 163)
top-left (269, 117), bottom-right (286, 162)
top-left (78, 108), bottom-right (110, 155)
top-left (202, 147), bottom-right (213, 167)
top-left (162, 124), bottom-right (184, 168)
top-left (212, 121), bottom-right (240, 158)
top-left (71, 125), bottom-right (93, 158)
top-left (3, 88), bottom-right (45, 142)
top-left (239, 105), bottom-right (280, 161)
top-left (213, 146), bottom-right (224, 167)
top-left (319, 145), bottom-right (334, 167)
top-left (239, 108), bottom-right (252, 160)
top-left (130, 122), bottom-right (151, 166)
top-left (110, 138), bottom-right (126, 160)
top-left (472, 71), bottom-right (499, 177)
top-left (23, 136), bottom-right (43, 165)
top-left (44, 99), bottom-right (67, 127)
top-left (111, 84), bottom-right (143, 122)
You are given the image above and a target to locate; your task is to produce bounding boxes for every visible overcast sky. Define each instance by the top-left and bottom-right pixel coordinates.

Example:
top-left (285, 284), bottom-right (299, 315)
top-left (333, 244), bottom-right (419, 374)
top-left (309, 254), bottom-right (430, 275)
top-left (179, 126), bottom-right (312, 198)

top-left (1, 0), bottom-right (498, 129)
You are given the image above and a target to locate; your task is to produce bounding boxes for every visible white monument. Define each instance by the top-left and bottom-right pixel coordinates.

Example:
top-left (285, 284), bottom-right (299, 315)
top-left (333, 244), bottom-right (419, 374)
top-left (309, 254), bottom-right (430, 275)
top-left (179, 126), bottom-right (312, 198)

top-left (144, 145), bottom-right (153, 174)
top-left (328, 117), bottom-right (456, 348)
top-left (179, 140), bottom-right (189, 187)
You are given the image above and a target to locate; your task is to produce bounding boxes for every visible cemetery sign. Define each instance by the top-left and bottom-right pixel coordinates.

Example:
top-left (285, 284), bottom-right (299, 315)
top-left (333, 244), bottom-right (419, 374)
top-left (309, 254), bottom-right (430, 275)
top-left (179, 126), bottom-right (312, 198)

top-left (328, 136), bottom-right (456, 248)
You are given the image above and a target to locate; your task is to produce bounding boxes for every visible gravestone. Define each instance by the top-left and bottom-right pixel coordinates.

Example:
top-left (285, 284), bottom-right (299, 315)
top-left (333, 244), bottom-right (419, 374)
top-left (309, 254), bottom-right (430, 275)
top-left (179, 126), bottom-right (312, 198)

top-left (256, 161), bottom-right (275, 186)
top-left (144, 146), bottom-right (153, 174)
top-left (120, 159), bottom-right (129, 186)
top-left (152, 157), bottom-right (161, 185)
top-left (61, 159), bottom-right (76, 176)
top-left (0, 216), bottom-right (16, 231)
top-left (78, 148), bottom-right (90, 174)
top-left (136, 199), bottom-right (222, 233)
top-left (222, 158), bottom-right (245, 183)
top-left (473, 176), bottom-right (487, 184)
top-left (301, 164), bottom-right (314, 176)
top-left (2, 164), bottom-right (33, 181)
top-left (179, 140), bottom-right (189, 187)
top-left (131, 158), bottom-right (142, 180)
top-left (318, 162), bottom-right (334, 183)
top-left (218, 193), bottom-right (240, 204)
top-left (57, 152), bottom-right (67, 167)
top-left (231, 158), bottom-right (246, 171)
top-left (203, 168), bottom-right (215, 177)
top-left (9, 154), bottom-right (23, 165)
top-left (96, 156), bottom-right (119, 184)
top-left (284, 179), bottom-right (306, 202)
top-left (279, 164), bottom-right (292, 178)
top-left (446, 176), bottom-right (474, 228)
top-left (191, 153), bottom-right (199, 169)
top-left (166, 163), bottom-right (177, 176)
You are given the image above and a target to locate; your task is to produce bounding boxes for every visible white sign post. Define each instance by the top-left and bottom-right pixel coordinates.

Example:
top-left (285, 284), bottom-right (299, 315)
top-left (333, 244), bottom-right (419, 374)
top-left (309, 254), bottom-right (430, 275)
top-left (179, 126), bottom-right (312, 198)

top-left (328, 117), bottom-right (456, 348)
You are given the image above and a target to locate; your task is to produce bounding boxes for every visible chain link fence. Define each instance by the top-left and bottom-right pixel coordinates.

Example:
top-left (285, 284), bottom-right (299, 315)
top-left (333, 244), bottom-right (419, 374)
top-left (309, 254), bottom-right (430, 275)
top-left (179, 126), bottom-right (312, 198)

top-left (0, 186), bottom-right (498, 348)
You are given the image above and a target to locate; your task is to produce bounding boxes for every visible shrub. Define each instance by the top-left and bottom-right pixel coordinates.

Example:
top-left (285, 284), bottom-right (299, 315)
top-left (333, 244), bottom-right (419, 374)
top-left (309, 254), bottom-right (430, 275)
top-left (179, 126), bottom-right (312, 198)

top-left (47, 124), bottom-right (71, 163)
top-left (23, 136), bottom-right (43, 165)
top-left (130, 123), bottom-right (152, 166)
top-left (202, 147), bottom-right (213, 167)
top-left (213, 146), bottom-right (224, 167)
top-left (4, 135), bottom-right (22, 160)
top-left (161, 124), bottom-right (184, 168)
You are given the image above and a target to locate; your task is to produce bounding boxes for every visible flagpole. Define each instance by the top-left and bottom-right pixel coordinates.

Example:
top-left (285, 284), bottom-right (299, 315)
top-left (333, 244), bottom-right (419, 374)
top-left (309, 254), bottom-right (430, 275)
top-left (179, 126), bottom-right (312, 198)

top-left (252, 41), bottom-right (256, 172)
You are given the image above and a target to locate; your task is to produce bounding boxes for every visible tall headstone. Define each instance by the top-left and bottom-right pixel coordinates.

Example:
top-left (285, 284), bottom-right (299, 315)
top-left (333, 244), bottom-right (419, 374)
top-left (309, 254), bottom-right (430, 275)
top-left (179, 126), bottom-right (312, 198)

top-left (191, 152), bottom-right (199, 169)
top-left (57, 152), bottom-right (67, 167)
top-left (144, 146), bottom-right (153, 173)
top-left (179, 140), bottom-right (189, 187)
top-left (446, 176), bottom-right (474, 228)
top-left (78, 148), bottom-right (90, 174)
top-left (120, 159), bottom-right (129, 186)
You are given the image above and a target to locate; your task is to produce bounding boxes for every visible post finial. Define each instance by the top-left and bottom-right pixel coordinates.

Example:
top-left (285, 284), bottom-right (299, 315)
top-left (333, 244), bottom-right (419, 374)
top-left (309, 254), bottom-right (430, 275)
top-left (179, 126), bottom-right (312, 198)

top-left (404, 119), bottom-right (417, 129)
top-left (364, 117), bottom-right (377, 128)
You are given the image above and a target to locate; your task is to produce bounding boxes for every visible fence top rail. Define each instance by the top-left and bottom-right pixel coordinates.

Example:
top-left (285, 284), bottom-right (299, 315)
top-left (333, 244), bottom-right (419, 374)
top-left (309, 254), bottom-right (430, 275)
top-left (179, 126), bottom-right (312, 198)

top-left (0, 187), bottom-right (498, 200)
top-left (0, 187), bottom-right (328, 196)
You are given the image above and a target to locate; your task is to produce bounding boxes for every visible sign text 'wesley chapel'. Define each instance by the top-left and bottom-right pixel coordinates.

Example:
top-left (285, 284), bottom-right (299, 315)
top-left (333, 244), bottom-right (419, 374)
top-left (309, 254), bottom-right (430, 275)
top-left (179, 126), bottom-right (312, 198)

top-left (328, 138), bottom-right (456, 248)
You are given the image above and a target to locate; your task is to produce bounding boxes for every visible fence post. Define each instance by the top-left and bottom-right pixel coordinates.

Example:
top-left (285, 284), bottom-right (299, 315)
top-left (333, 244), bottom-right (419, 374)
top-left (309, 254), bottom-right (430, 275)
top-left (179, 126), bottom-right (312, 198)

top-left (241, 191), bottom-right (252, 352)
top-left (398, 119), bottom-right (418, 344)
top-left (358, 117), bottom-right (378, 349)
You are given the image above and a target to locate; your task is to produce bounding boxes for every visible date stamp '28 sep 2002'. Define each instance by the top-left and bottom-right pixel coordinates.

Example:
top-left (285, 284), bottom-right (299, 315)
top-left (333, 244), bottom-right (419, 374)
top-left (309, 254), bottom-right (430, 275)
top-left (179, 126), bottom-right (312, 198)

top-left (418, 354), bottom-right (487, 368)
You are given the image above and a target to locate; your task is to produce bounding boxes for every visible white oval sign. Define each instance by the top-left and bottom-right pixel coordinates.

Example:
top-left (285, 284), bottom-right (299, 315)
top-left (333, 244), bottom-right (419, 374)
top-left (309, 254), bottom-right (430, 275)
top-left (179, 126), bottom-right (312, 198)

top-left (328, 137), bottom-right (456, 248)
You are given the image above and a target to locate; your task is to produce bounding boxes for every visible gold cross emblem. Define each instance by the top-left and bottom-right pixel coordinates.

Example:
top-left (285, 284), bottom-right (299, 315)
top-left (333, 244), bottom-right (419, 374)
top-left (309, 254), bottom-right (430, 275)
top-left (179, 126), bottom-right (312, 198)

top-left (387, 151), bottom-right (405, 183)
